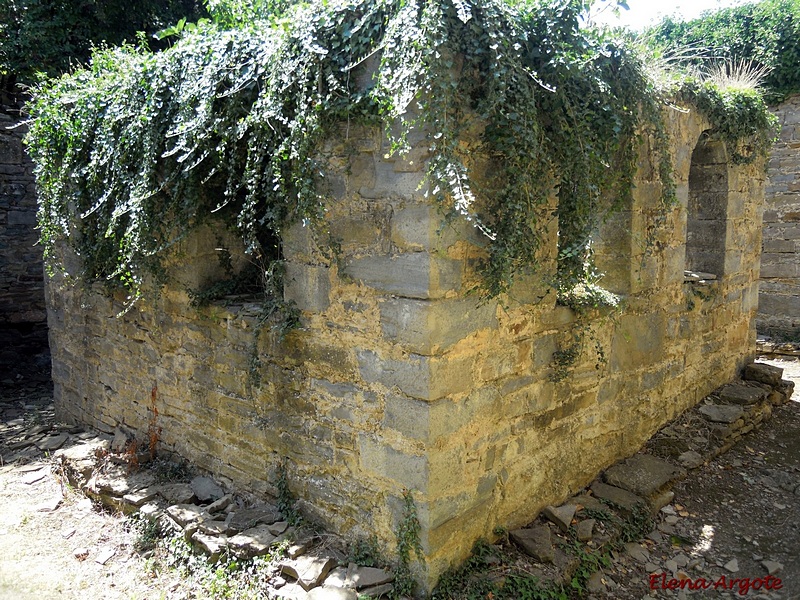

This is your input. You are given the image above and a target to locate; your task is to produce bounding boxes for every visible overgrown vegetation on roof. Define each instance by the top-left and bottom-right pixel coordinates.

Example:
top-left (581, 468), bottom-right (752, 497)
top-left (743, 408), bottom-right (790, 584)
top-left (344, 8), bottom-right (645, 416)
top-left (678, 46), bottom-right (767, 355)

top-left (24, 0), bottom-right (776, 306)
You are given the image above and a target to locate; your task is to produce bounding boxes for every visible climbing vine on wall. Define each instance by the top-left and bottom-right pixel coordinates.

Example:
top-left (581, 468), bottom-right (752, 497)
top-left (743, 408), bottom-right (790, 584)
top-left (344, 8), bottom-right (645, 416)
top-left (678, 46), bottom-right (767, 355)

top-left (25, 0), bottom-right (773, 305)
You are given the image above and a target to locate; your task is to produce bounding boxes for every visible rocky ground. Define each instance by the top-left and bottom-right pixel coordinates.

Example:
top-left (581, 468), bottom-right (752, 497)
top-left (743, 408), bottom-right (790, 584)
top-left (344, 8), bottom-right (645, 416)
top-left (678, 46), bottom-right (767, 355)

top-left (595, 355), bottom-right (800, 599)
top-left (1, 351), bottom-right (799, 599)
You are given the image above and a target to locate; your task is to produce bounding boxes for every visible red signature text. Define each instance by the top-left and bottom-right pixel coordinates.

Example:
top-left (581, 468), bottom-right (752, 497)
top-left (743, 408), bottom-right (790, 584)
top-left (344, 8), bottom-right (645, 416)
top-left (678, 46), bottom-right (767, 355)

top-left (649, 573), bottom-right (783, 595)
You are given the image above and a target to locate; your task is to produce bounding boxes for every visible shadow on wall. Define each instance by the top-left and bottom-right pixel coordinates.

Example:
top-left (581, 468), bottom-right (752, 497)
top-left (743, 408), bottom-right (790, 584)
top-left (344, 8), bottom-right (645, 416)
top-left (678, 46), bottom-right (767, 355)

top-left (0, 101), bottom-right (49, 378)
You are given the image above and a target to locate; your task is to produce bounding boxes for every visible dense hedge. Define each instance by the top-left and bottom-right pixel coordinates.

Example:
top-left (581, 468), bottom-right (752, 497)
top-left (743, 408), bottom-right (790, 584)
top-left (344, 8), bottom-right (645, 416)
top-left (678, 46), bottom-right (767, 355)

top-left (649, 0), bottom-right (800, 102)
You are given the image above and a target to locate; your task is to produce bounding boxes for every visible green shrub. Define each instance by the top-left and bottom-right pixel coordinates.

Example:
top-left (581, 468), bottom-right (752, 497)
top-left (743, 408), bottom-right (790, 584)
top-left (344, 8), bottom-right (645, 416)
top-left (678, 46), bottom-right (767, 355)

top-left (648, 0), bottom-right (800, 102)
top-left (0, 0), bottom-right (207, 88)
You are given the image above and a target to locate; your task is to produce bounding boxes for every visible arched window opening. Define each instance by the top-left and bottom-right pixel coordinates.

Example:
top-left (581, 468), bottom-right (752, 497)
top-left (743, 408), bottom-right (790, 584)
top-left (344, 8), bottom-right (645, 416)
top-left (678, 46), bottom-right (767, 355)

top-left (685, 133), bottom-right (729, 280)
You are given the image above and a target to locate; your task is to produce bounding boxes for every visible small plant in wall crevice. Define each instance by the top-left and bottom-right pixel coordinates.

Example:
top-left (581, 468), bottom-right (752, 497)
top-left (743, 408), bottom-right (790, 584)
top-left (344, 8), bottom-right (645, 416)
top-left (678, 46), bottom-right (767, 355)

top-left (393, 488), bottom-right (424, 598)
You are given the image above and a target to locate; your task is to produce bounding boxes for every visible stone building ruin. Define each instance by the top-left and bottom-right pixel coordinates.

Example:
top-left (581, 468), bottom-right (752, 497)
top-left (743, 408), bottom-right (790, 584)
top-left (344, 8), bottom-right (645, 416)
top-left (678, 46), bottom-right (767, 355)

top-left (759, 94), bottom-right (800, 341)
top-left (0, 99), bottom-right (48, 372)
top-left (45, 104), bottom-right (766, 587)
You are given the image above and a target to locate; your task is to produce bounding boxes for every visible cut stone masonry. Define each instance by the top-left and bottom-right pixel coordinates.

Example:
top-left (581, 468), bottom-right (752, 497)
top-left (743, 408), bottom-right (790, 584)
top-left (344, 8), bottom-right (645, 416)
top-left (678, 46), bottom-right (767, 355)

top-left (47, 105), bottom-right (767, 590)
top-left (759, 93), bottom-right (800, 341)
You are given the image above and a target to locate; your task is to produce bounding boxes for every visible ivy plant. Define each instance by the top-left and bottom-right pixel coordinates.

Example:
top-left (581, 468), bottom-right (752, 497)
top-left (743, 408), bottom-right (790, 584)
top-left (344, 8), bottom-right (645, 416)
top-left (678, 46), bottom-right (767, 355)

top-left (25, 0), bottom-right (774, 307)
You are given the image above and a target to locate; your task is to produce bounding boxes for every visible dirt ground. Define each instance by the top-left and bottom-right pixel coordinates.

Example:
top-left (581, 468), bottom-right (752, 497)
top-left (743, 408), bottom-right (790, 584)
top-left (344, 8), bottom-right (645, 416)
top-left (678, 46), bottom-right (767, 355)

top-left (594, 355), bottom-right (800, 599)
top-left (0, 356), bottom-right (185, 600)
top-left (1, 354), bottom-right (799, 600)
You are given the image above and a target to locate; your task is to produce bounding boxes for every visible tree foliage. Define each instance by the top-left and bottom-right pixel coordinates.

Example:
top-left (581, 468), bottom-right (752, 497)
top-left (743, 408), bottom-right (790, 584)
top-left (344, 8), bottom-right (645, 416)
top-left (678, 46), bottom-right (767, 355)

top-left (649, 0), bottom-right (800, 103)
top-left (25, 0), bottom-right (774, 306)
top-left (0, 0), bottom-right (207, 88)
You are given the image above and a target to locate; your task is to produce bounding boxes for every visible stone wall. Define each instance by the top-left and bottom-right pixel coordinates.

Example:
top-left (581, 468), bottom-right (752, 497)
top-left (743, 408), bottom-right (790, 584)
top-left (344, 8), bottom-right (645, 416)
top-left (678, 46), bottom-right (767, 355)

top-left (0, 102), bottom-right (47, 371)
top-left (759, 94), bottom-right (800, 341)
top-left (48, 106), bottom-right (765, 590)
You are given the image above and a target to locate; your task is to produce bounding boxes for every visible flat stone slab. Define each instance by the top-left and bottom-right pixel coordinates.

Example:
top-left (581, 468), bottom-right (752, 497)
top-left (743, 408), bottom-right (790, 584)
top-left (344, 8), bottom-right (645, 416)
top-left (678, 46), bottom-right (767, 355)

top-left (603, 454), bottom-right (686, 498)
top-left (718, 383), bottom-right (767, 405)
top-left (228, 505), bottom-right (281, 533)
top-left (282, 555), bottom-right (337, 591)
top-left (156, 482), bottom-right (195, 504)
top-left (268, 520), bottom-right (289, 535)
top-left (191, 476), bottom-right (225, 502)
top-left (590, 481), bottom-right (646, 513)
top-left (570, 494), bottom-right (607, 514)
top-left (323, 566), bottom-right (351, 588)
top-left (510, 525), bottom-right (554, 563)
top-left (122, 487), bottom-right (159, 506)
top-left (88, 471), bottom-right (131, 496)
top-left (576, 518), bottom-right (595, 542)
top-left (762, 560), bottom-right (784, 575)
top-left (55, 438), bottom-right (110, 463)
top-left (348, 566), bottom-right (394, 589)
top-left (744, 363), bottom-right (783, 386)
top-left (624, 542), bottom-right (649, 564)
top-left (360, 583), bottom-right (394, 597)
top-left (94, 546), bottom-right (115, 565)
top-left (542, 504), bottom-right (576, 533)
top-left (36, 433), bottom-right (69, 451)
top-left (227, 525), bottom-right (277, 557)
top-left (206, 494), bottom-right (232, 514)
top-left (308, 587), bottom-right (358, 600)
top-left (166, 504), bottom-right (210, 528)
top-left (677, 451), bottom-right (704, 469)
top-left (699, 404), bottom-right (744, 424)
top-left (192, 531), bottom-right (226, 558)
top-left (198, 519), bottom-right (231, 536)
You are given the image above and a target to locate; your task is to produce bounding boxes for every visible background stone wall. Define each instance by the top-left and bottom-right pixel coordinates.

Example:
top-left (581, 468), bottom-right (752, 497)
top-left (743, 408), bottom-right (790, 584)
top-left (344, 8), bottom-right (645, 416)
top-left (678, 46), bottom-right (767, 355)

top-left (0, 102), bottom-right (47, 374)
top-left (48, 107), bottom-right (765, 589)
top-left (759, 94), bottom-right (800, 341)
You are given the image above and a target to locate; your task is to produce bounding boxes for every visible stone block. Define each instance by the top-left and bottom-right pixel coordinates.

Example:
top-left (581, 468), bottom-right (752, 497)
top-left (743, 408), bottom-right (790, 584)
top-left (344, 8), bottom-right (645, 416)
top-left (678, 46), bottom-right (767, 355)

top-left (379, 296), bottom-right (497, 355)
top-left (610, 313), bottom-right (665, 371)
top-left (0, 134), bottom-right (22, 164)
top-left (329, 214), bottom-right (385, 250)
top-left (603, 454), bottom-right (686, 498)
top-left (282, 221), bottom-right (317, 260)
top-left (743, 363), bottom-right (783, 386)
top-left (542, 504), bottom-right (576, 533)
top-left (228, 525), bottom-right (278, 558)
top-left (343, 253), bottom-right (461, 299)
top-left (718, 383), bottom-right (768, 405)
top-left (510, 525), bottom-right (554, 563)
top-left (360, 160), bottom-right (426, 199)
top-left (358, 435), bottom-right (427, 490)
top-left (390, 204), bottom-right (486, 251)
top-left (356, 350), bottom-right (473, 401)
top-left (590, 481), bottom-right (646, 514)
top-left (284, 262), bottom-right (332, 312)
top-left (699, 404), bottom-right (744, 424)
top-left (383, 394), bottom-right (430, 441)
top-left (762, 239), bottom-right (796, 253)
top-left (281, 555), bottom-right (337, 591)
top-left (6, 209), bottom-right (37, 226)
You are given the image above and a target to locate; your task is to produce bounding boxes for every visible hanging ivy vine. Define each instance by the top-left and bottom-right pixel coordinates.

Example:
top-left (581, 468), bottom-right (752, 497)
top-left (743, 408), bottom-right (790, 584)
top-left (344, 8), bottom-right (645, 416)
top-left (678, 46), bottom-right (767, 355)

top-left (25, 0), bottom-right (774, 306)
